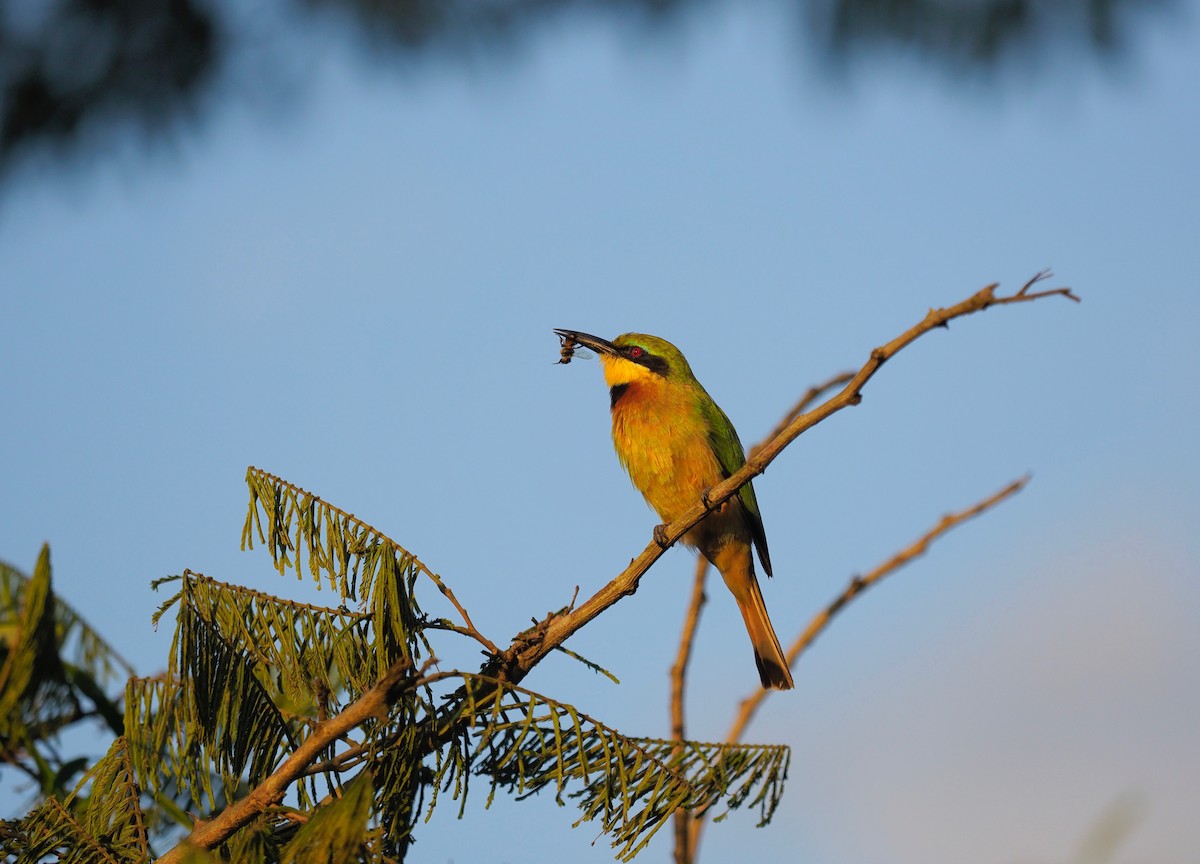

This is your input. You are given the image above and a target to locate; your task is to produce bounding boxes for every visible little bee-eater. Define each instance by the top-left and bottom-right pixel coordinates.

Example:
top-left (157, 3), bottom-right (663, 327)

top-left (555, 329), bottom-right (794, 690)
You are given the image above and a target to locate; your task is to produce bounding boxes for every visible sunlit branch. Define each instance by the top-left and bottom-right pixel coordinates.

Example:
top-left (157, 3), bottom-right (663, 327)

top-left (503, 275), bottom-right (1076, 683)
top-left (670, 558), bottom-right (708, 864)
top-left (747, 371), bottom-right (856, 460)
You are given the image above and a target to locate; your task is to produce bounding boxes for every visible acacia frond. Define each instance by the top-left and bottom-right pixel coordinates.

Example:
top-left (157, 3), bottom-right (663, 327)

top-left (1, 548), bottom-right (133, 689)
top-left (124, 576), bottom-right (299, 815)
top-left (240, 467), bottom-right (431, 665)
top-left (637, 737), bottom-right (789, 826)
top-left (68, 737), bottom-right (151, 861)
top-left (6, 738), bottom-right (150, 863)
top-left (370, 708), bottom-right (426, 858)
top-left (553, 645), bottom-right (621, 684)
top-left (10, 796), bottom-right (124, 864)
top-left (280, 770), bottom-right (374, 863)
top-left (154, 571), bottom-right (378, 713)
top-left (124, 671), bottom-right (271, 819)
top-left (178, 606), bottom-right (295, 804)
top-left (124, 676), bottom-right (190, 807)
top-left (435, 676), bottom-right (791, 861)
top-left (135, 572), bottom-right (438, 832)
top-left (0, 545), bottom-right (77, 749)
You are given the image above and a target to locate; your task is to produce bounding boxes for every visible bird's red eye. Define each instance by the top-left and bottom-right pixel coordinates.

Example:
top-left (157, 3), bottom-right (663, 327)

top-left (629, 346), bottom-right (644, 359)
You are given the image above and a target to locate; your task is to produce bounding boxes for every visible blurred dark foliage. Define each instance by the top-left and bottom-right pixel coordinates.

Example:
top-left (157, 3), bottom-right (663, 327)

top-left (0, 0), bottom-right (1170, 182)
top-left (0, 0), bottom-right (216, 167)
top-left (806, 0), bottom-right (1146, 67)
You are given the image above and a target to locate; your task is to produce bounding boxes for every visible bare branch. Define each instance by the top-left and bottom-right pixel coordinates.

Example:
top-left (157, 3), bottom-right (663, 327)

top-left (670, 559), bottom-right (709, 864)
top-left (747, 371), bottom-right (856, 460)
top-left (726, 474), bottom-right (1030, 747)
top-left (670, 559), bottom-right (709, 746)
top-left (671, 368), bottom-right (851, 864)
top-left (505, 278), bottom-right (1074, 684)
top-left (685, 475), bottom-right (1032, 856)
top-left (427, 571), bottom-right (501, 656)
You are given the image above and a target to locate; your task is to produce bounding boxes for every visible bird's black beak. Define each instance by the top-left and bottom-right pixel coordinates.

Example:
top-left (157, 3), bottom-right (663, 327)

top-left (554, 329), bottom-right (618, 356)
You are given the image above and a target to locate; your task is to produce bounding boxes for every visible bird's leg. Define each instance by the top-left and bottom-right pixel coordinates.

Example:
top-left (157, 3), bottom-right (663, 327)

top-left (700, 487), bottom-right (715, 510)
top-left (653, 524), bottom-right (673, 548)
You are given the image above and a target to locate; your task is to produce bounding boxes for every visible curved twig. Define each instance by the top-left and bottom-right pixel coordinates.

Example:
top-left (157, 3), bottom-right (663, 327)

top-left (686, 475), bottom-right (1033, 855)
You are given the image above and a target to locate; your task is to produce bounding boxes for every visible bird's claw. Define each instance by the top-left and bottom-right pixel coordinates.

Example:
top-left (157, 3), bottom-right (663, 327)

top-left (653, 524), bottom-right (672, 548)
top-left (700, 487), bottom-right (714, 509)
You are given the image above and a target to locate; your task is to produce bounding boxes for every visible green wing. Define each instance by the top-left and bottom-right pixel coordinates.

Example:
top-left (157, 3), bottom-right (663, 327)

top-left (700, 396), bottom-right (773, 578)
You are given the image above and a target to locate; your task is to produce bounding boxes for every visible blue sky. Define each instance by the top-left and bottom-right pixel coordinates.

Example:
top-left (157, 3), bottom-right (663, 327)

top-left (2, 2), bottom-right (1198, 861)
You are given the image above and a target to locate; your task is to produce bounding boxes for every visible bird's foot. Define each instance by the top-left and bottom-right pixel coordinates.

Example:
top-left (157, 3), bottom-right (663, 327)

top-left (653, 524), bottom-right (672, 548)
top-left (700, 487), bottom-right (715, 509)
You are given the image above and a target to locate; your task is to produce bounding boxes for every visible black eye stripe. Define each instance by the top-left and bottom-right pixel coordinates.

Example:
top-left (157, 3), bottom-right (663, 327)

top-left (619, 344), bottom-right (669, 377)
top-left (641, 355), bottom-right (669, 377)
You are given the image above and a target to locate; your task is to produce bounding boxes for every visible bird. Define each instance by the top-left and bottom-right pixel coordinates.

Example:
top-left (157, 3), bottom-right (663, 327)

top-left (554, 329), bottom-right (794, 690)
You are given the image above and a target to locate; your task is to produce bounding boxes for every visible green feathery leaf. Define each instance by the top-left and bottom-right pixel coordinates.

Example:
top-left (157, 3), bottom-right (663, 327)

top-left (6, 738), bottom-right (150, 863)
top-left (0, 549), bottom-right (134, 690)
top-left (0, 544), bottom-right (76, 751)
top-left (432, 676), bottom-right (790, 861)
top-left (371, 719), bottom-right (426, 859)
top-left (155, 571), bottom-right (376, 711)
top-left (64, 737), bottom-right (152, 862)
top-left (177, 588), bottom-right (295, 800)
top-left (240, 467), bottom-right (432, 664)
top-left (126, 572), bottom-right (301, 815)
top-left (280, 770), bottom-right (374, 864)
top-left (553, 645), bottom-right (620, 684)
top-left (11, 796), bottom-right (124, 864)
top-left (124, 675), bottom-right (191, 807)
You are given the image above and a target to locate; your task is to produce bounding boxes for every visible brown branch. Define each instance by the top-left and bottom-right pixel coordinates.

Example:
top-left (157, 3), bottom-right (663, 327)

top-left (670, 559), bottom-right (710, 745)
top-left (425, 570), bottom-right (501, 656)
top-left (728, 474), bottom-right (1029, 744)
top-left (670, 369), bottom-right (853, 864)
top-left (747, 371), bottom-right (856, 460)
top-left (509, 277), bottom-right (1075, 684)
top-left (670, 558), bottom-right (709, 864)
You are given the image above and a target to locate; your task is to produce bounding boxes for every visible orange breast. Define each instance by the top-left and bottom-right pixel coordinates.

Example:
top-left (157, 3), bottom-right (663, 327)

top-left (610, 380), bottom-right (725, 523)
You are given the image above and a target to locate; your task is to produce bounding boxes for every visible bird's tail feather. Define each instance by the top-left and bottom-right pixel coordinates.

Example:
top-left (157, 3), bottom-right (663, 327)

top-left (735, 576), bottom-right (794, 690)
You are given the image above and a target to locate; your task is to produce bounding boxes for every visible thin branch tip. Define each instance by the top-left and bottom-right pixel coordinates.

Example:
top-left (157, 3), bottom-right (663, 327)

top-left (1018, 270), bottom-right (1053, 294)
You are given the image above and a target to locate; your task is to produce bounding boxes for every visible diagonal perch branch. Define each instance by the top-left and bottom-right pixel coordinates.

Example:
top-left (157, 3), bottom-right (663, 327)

top-left (503, 276), bottom-right (1077, 681)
